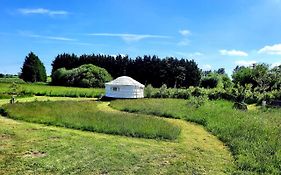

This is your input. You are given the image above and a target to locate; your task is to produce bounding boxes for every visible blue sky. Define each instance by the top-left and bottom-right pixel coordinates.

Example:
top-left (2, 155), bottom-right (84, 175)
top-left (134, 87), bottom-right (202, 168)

top-left (1, 0), bottom-right (281, 75)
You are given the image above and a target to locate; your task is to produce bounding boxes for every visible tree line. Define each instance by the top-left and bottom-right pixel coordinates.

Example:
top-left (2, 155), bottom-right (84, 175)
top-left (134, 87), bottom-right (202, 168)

top-left (51, 53), bottom-right (201, 88)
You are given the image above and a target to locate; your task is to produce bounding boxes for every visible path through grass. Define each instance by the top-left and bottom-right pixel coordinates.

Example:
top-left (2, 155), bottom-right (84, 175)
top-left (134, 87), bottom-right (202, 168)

top-left (0, 97), bottom-right (234, 174)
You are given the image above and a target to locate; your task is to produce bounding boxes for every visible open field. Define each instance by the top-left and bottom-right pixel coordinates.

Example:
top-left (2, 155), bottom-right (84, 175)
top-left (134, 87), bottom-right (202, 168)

top-left (0, 83), bottom-right (104, 98)
top-left (0, 77), bottom-right (26, 84)
top-left (0, 97), bottom-right (234, 174)
top-left (1, 100), bottom-right (180, 140)
top-left (111, 98), bottom-right (281, 174)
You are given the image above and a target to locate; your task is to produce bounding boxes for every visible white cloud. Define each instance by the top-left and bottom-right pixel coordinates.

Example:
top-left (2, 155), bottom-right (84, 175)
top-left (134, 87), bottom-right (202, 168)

top-left (220, 49), bottom-right (248, 56)
top-left (192, 52), bottom-right (203, 56)
top-left (179, 29), bottom-right (191, 36)
top-left (235, 60), bottom-right (256, 67)
top-left (202, 64), bottom-right (212, 71)
top-left (19, 32), bottom-right (75, 41)
top-left (88, 33), bottom-right (170, 42)
top-left (178, 29), bottom-right (191, 46)
top-left (177, 39), bottom-right (190, 46)
top-left (175, 51), bottom-right (203, 57)
top-left (18, 8), bottom-right (68, 16)
top-left (258, 44), bottom-right (281, 55)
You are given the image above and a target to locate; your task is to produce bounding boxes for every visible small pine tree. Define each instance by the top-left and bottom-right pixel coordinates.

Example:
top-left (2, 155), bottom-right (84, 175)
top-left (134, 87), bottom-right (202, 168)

top-left (20, 52), bottom-right (47, 82)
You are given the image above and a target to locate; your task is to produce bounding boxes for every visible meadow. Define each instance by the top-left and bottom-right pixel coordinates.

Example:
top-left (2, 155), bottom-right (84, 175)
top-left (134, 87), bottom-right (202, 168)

top-left (0, 83), bottom-right (104, 98)
top-left (111, 98), bottom-right (281, 175)
top-left (0, 97), bottom-right (234, 174)
top-left (1, 100), bottom-right (180, 140)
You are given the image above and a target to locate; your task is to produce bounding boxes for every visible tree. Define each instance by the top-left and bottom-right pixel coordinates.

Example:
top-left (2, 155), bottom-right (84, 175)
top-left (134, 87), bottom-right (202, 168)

top-left (216, 68), bottom-right (226, 75)
top-left (51, 53), bottom-right (201, 88)
top-left (232, 66), bottom-right (255, 87)
top-left (20, 52), bottom-right (47, 82)
top-left (52, 64), bottom-right (112, 88)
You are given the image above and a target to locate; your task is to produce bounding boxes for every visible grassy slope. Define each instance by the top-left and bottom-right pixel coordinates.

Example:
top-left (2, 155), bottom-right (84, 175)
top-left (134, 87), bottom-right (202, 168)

top-left (110, 99), bottom-right (281, 174)
top-left (0, 97), bottom-right (234, 174)
top-left (2, 101), bottom-right (180, 140)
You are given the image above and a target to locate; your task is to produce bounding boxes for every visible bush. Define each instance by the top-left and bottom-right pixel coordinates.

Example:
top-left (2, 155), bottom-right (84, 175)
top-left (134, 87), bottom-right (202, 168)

top-left (187, 95), bottom-right (208, 108)
top-left (200, 76), bottom-right (218, 88)
top-left (144, 84), bottom-right (154, 98)
top-left (52, 64), bottom-right (112, 88)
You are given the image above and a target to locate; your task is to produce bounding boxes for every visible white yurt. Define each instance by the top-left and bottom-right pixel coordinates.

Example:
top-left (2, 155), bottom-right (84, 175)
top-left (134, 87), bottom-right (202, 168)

top-left (105, 76), bottom-right (144, 98)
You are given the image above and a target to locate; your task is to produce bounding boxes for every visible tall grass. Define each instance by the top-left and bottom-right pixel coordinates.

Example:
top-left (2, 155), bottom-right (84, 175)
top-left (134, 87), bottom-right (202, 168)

top-left (2, 101), bottom-right (180, 140)
top-left (111, 99), bottom-right (281, 174)
top-left (0, 83), bottom-right (104, 98)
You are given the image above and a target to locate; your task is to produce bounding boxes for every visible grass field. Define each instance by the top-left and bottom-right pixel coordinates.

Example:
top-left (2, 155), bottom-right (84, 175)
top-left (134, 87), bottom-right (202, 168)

top-left (0, 83), bottom-right (104, 98)
top-left (0, 97), bottom-right (234, 174)
top-left (111, 99), bottom-right (281, 175)
top-left (0, 77), bottom-right (26, 84)
top-left (1, 100), bottom-right (180, 140)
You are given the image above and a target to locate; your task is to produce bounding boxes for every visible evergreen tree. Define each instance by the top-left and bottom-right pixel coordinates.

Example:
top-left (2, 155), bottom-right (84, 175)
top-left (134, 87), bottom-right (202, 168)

top-left (51, 53), bottom-right (201, 88)
top-left (20, 52), bottom-right (47, 82)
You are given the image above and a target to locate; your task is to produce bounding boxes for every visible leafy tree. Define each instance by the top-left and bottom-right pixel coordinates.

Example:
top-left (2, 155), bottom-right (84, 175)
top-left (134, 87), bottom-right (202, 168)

top-left (52, 64), bottom-right (112, 88)
top-left (20, 52), bottom-right (47, 82)
top-left (232, 66), bottom-right (255, 87)
top-left (216, 68), bottom-right (226, 75)
top-left (269, 65), bottom-right (281, 90)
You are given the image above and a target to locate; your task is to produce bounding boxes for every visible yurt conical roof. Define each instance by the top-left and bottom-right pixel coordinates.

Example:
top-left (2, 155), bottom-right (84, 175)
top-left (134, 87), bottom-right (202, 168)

top-left (105, 76), bottom-right (144, 87)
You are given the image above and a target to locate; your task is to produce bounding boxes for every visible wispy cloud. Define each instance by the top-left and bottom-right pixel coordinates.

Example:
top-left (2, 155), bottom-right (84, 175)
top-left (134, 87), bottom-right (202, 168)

top-left (258, 43), bottom-right (281, 55)
top-left (88, 33), bottom-right (170, 42)
top-left (18, 8), bottom-right (68, 16)
top-left (175, 51), bottom-right (203, 57)
top-left (179, 29), bottom-right (191, 36)
top-left (178, 29), bottom-right (191, 46)
top-left (235, 60), bottom-right (256, 67)
top-left (19, 32), bottom-right (75, 41)
top-left (177, 39), bottom-right (190, 46)
top-left (220, 49), bottom-right (248, 56)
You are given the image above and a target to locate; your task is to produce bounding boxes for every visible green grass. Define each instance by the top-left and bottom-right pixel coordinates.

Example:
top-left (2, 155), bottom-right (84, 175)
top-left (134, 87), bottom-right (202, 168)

top-left (0, 114), bottom-right (234, 174)
top-left (0, 83), bottom-right (104, 98)
top-left (110, 98), bottom-right (281, 175)
top-left (2, 100), bottom-right (180, 140)
top-left (0, 77), bottom-right (26, 84)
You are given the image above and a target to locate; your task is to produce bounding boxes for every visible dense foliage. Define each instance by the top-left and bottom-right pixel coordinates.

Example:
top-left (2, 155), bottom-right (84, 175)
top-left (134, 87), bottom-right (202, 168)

top-left (52, 64), bottom-right (112, 88)
top-left (20, 52), bottom-right (47, 82)
top-left (2, 101), bottom-right (180, 140)
top-left (111, 99), bottom-right (281, 175)
top-left (232, 64), bottom-right (281, 92)
top-left (51, 53), bottom-right (201, 88)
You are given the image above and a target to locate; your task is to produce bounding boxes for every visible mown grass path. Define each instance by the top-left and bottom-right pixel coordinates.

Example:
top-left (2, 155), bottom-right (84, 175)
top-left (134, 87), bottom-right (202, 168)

top-left (0, 97), bottom-right (234, 174)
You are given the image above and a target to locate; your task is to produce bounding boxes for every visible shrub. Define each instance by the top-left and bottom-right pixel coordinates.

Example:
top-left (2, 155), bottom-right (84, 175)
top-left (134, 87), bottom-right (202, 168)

top-left (200, 76), bottom-right (218, 88)
top-left (52, 64), bottom-right (112, 88)
top-left (145, 84), bottom-right (154, 98)
top-left (187, 95), bottom-right (208, 108)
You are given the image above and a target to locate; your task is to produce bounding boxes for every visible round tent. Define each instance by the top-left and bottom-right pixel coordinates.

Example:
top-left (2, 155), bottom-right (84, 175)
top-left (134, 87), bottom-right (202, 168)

top-left (105, 76), bottom-right (144, 98)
